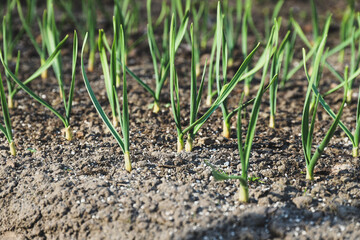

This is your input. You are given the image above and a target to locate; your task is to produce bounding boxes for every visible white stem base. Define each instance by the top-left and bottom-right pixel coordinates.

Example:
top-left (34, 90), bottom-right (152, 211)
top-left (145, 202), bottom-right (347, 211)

top-left (347, 89), bottom-right (353, 103)
top-left (124, 151), bottom-right (131, 172)
top-left (41, 58), bottom-right (47, 79)
top-left (8, 95), bottom-right (14, 109)
top-left (112, 115), bottom-right (118, 127)
top-left (206, 95), bottom-right (212, 106)
top-left (306, 169), bottom-right (314, 181)
top-left (9, 141), bottom-right (16, 156)
top-left (88, 51), bottom-right (95, 72)
top-left (177, 138), bottom-right (184, 152)
top-left (238, 184), bottom-right (249, 203)
top-left (196, 63), bottom-right (201, 77)
top-left (64, 126), bottom-right (73, 141)
top-left (223, 121), bottom-right (230, 138)
top-left (352, 147), bottom-right (358, 158)
top-left (228, 58), bottom-right (234, 67)
top-left (244, 85), bottom-right (250, 96)
top-left (185, 137), bottom-right (193, 152)
top-left (153, 101), bottom-right (160, 113)
top-left (269, 115), bottom-right (275, 129)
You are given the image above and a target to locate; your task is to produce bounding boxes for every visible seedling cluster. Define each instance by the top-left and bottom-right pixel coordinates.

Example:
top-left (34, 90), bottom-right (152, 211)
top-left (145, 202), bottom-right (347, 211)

top-left (0, 0), bottom-right (359, 203)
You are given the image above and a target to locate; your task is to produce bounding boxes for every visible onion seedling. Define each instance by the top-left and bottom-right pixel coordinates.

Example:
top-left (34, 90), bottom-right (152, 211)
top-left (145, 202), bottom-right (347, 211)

top-left (1, 14), bottom-right (68, 111)
top-left (85, 0), bottom-right (96, 72)
top-left (1, 32), bottom-right (77, 141)
top-left (113, 0), bottom-right (141, 80)
top-left (311, 71), bottom-right (360, 157)
top-left (324, 18), bottom-right (360, 103)
top-left (124, 1), bottom-right (189, 113)
top-left (81, 27), bottom-right (132, 172)
top-left (269, 21), bottom-right (291, 129)
top-left (283, 5), bottom-right (324, 83)
top-left (308, 18), bottom-right (360, 157)
top-left (289, 15), bottom-right (332, 114)
top-left (243, 0), bottom-right (262, 43)
top-left (214, 28), bottom-right (281, 135)
top-left (2, 0), bottom-right (20, 61)
top-left (239, 0), bottom-right (276, 96)
top-left (214, 1), bottom-right (246, 137)
top-left (100, 1), bottom-right (187, 114)
top-left (301, 34), bottom-right (347, 181)
top-left (205, 33), bottom-right (217, 106)
top-left (346, 23), bottom-right (360, 103)
top-left (169, 12), bottom-right (261, 152)
top-left (310, 0), bottom-right (319, 43)
top-left (315, 53), bottom-right (360, 157)
top-left (111, 6), bottom-right (187, 116)
top-left (241, 0), bottom-right (252, 96)
top-left (42, 0), bottom-right (68, 100)
top-left (113, 0), bottom-right (127, 86)
top-left (263, 0), bottom-right (284, 42)
top-left (146, 0), bottom-right (170, 113)
top-left (98, 28), bottom-right (120, 127)
top-left (0, 72), bottom-right (16, 156)
top-left (214, 2), bottom-right (231, 138)
top-left (16, 0), bottom-right (48, 80)
top-left (280, 11), bottom-right (297, 87)
top-left (191, 0), bottom-right (211, 52)
top-left (171, 0), bottom-right (190, 29)
top-left (205, 29), bottom-right (278, 195)
top-left (2, 16), bottom-right (21, 109)
top-left (205, 74), bottom-right (276, 203)
top-left (54, 0), bottom-right (97, 72)
top-left (222, 0), bottom-right (243, 67)
top-left (216, 2), bottom-right (279, 137)
top-left (190, 1), bottom-right (206, 76)
top-left (339, 0), bottom-right (355, 63)
top-left (206, 0), bottom-right (246, 105)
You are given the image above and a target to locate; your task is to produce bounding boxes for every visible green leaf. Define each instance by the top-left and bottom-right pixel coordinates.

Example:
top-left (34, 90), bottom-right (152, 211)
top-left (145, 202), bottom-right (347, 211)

top-left (98, 29), bottom-right (117, 119)
top-left (0, 72), bottom-right (12, 142)
top-left (81, 33), bottom-right (125, 152)
top-left (169, 14), bottom-right (182, 134)
top-left (10, 35), bottom-right (69, 98)
top-left (120, 24), bottom-right (130, 152)
top-left (0, 44), bottom-right (69, 128)
top-left (183, 42), bottom-right (260, 135)
top-left (66, 30), bottom-right (78, 122)
top-left (175, 10), bottom-right (189, 51)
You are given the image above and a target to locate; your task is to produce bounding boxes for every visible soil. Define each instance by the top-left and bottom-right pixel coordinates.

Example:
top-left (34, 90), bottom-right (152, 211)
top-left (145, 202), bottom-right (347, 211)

top-left (1, 0), bottom-right (360, 239)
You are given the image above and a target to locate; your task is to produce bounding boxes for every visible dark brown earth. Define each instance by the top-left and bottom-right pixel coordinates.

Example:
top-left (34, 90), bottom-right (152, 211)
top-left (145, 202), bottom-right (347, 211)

top-left (1, 1), bottom-right (360, 239)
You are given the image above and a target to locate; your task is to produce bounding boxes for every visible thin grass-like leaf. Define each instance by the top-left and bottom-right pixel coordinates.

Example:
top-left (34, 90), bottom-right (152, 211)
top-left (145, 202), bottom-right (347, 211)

top-left (183, 43), bottom-right (260, 135)
top-left (0, 73), bottom-right (12, 142)
top-left (10, 35), bottom-right (68, 98)
top-left (204, 161), bottom-right (247, 186)
top-left (80, 33), bottom-right (125, 152)
top-left (0, 43), bottom-right (69, 128)
top-left (66, 31), bottom-right (78, 122)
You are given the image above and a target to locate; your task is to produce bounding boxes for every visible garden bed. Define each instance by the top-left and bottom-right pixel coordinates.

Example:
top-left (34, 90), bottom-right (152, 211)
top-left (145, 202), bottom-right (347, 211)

top-left (0, 0), bottom-right (360, 239)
